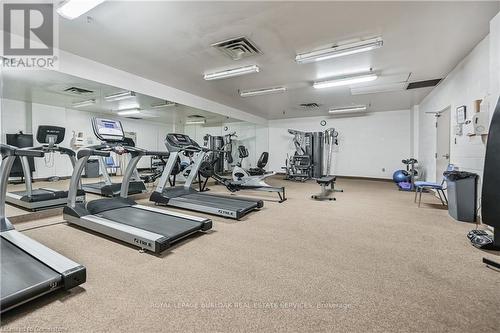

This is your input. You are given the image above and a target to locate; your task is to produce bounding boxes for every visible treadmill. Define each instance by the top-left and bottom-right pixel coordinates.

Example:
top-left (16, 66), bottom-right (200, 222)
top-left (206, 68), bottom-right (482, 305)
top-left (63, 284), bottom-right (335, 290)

top-left (82, 137), bottom-right (147, 197)
top-left (1, 144), bottom-right (86, 313)
top-left (6, 126), bottom-right (85, 211)
top-left (150, 133), bottom-right (263, 220)
top-left (64, 118), bottom-right (212, 254)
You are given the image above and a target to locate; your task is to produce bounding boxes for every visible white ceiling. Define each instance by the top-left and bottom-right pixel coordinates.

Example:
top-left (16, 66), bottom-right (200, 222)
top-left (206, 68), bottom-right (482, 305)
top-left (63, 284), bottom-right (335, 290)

top-left (55, 1), bottom-right (499, 120)
top-left (1, 70), bottom-right (237, 125)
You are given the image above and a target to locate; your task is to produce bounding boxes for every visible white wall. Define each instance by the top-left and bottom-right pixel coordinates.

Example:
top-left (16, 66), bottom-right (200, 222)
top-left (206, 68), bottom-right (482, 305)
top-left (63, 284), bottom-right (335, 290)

top-left (417, 35), bottom-right (491, 183)
top-left (1, 98), bottom-right (174, 178)
top-left (1, 99), bottom-right (31, 142)
top-left (490, 12), bottom-right (500, 110)
top-left (268, 110), bottom-right (412, 179)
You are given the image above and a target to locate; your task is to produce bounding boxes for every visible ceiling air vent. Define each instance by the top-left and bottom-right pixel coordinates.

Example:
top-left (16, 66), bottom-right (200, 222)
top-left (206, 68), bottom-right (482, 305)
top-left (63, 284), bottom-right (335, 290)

top-left (63, 86), bottom-right (94, 95)
top-left (188, 115), bottom-right (205, 119)
top-left (407, 79), bottom-right (442, 90)
top-left (300, 103), bottom-right (321, 111)
top-left (126, 117), bottom-right (143, 120)
top-left (211, 36), bottom-right (261, 60)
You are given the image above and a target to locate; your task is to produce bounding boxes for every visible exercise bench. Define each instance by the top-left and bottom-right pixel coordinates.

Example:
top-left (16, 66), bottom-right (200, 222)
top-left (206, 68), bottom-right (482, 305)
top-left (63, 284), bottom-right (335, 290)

top-left (311, 176), bottom-right (343, 201)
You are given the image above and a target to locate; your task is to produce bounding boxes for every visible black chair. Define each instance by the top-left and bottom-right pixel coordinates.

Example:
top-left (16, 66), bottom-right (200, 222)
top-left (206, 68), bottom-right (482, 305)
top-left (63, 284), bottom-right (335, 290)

top-left (248, 152), bottom-right (268, 176)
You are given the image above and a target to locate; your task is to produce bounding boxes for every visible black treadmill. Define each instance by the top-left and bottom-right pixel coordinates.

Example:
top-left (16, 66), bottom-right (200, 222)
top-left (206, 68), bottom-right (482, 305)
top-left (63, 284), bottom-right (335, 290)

top-left (5, 126), bottom-right (85, 211)
top-left (82, 180), bottom-right (145, 197)
top-left (82, 137), bottom-right (147, 197)
top-left (64, 118), bottom-right (212, 254)
top-left (1, 145), bottom-right (86, 313)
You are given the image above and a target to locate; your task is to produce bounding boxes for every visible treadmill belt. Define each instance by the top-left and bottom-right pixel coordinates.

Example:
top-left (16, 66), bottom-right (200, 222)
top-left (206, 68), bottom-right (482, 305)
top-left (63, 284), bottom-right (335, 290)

top-left (96, 206), bottom-right (203, 238)
top-left (82, 182), bottom-right (107, 190)
top-left (1, 239), bottom-right (61, 310)
top-left (176, 193), bottom-right (259, 211)
top-left (10, 189), bottom-right (56, 202)
top-left (9, 189), bottom-right (83, 203)
top-left (9, 189), bottom-right (53, 196)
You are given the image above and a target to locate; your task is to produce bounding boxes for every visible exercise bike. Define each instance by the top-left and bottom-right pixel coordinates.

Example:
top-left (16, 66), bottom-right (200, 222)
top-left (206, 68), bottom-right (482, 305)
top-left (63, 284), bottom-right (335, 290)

top-left (229, 145), bottom-right (286, 202)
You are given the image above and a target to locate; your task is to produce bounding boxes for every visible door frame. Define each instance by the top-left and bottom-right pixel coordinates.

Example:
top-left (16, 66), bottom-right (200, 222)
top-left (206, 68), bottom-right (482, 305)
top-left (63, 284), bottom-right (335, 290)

top-left (434, 105), bottom-right (451, 182)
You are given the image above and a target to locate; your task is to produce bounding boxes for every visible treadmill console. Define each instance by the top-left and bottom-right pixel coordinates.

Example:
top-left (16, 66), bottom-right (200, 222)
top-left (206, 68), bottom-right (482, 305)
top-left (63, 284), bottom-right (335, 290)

top-left (36, 126), bottom-right (65, 145)
top-left (164, 133), bottom-right (200, 152)
top-left (92, 118), bottom-right (125, 142)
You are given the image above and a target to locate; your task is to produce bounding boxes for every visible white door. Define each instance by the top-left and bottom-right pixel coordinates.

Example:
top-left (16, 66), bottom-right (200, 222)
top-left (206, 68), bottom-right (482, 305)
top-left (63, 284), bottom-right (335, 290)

top-left (436, 107), bottom-right (451, 181)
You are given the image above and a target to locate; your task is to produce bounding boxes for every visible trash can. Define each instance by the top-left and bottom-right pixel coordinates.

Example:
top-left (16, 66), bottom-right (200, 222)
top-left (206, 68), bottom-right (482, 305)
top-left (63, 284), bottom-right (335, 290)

top-left (444, 171), bottom-right (478, 223)
top-left (84, 159), bottom-right (100, 178)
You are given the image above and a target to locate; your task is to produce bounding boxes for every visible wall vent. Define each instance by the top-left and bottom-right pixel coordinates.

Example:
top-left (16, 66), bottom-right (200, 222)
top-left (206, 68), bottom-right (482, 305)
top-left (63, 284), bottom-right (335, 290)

top-left (63, 86), bottom-right (94, 95)
top-left (300, 103), bottom-right (321, 110)
top-left (211, 36), bottom-right (261, 60)
top-left (188, 115), bottom-right (205, 119)
top-left (406, 79), bottom-right (442, 90)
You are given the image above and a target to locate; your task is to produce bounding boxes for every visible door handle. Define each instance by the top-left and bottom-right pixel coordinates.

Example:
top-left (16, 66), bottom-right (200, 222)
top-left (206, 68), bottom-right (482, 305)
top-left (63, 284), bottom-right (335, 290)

top-left (442, 154), bottom-right (450, 159)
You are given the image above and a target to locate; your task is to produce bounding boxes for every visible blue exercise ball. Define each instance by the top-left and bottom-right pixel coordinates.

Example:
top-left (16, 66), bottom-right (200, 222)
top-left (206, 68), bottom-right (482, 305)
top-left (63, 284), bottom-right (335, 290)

top-left (393, 170), bottom-right (410, 183)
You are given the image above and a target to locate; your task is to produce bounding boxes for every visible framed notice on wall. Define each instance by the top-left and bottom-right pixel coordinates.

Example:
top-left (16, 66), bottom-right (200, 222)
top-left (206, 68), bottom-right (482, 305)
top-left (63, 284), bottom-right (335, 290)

top-left (456, 105), bottom-right (467, 124)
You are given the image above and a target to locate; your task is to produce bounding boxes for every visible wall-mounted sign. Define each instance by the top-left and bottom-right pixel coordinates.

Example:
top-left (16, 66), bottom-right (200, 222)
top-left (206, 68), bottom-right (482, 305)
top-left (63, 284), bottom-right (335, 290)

top-left (456, 105), bottom-right (467, 124)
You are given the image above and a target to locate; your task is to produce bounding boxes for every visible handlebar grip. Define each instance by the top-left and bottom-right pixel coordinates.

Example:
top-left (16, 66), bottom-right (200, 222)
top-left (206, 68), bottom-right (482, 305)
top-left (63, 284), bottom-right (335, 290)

top-left (145, 151), bottom-right (169, 157)
top-left (77, 149), bottom-right (111, 159)
top-left (57, 147), bottom-right (76, 157)
top-left (15, 149), bottom-right (45, 158)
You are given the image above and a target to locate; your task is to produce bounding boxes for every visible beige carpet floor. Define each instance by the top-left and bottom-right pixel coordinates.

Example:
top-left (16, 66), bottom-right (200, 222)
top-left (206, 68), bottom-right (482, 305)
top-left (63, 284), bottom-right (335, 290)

top-left (1, 177), bottom-right (499, 332)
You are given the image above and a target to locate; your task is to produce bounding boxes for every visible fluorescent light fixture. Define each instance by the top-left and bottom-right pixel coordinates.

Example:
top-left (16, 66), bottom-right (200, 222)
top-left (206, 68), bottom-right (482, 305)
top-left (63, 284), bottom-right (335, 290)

top-left (72, 99), bottom-right (96, 108)
top-left (185, 119), bottom-right (206, 125)
top-left (329, 105), bottom-right (367, 114)
top-left (105, 91), bottom-right (136, 102)
top-left (117, 109), bottom-right (141, 116)
top-left (313, 73), bottom-right (378, 89)
top-left (204, 65), bottom-right (260, 81)
top-left (151, 101), bottom-right (176, 108)
top-left (239, 86), bottom-right (286, 97)
top-left (57, 0), bottom-right (105, 20)
top-left (351, 82), bottom-right (407, 95)
top-left (296, 36), bottom-right (383, 64)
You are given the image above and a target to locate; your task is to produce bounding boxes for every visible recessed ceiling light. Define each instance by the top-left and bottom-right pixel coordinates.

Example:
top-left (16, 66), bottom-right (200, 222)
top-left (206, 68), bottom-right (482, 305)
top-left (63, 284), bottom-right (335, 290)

top-left (117, 101), bottom-right (140, 111)
top-left (72, 99), bottom-right (96, 108)
top-left (105, 91), bottom-right (136, 102)
top-left (57, 0), bottom-right (105, 20)
top-left (117, 109), bottom-right (141, 116)
top-left (239, 86), bottom-right (286, 97)
top-left (204, 65), bottom-right (260, 80)
top-left (185, 119), bottom-right (206, 125)
top-left (151, 101), bottom-right (176, 108)
top-left (313, 73), bottom-right (378, 89)
top-left (329, 105), bottom-right (367, 114)
top-left (296, 36), bottom-right (383, 64)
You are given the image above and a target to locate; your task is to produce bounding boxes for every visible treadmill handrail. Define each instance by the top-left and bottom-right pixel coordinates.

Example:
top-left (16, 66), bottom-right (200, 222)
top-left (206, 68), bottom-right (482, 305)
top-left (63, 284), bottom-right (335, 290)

top-left (0, 145), bottom-right (44, 158)
top-left (29, 145), bottom-right (77, 157)
top-left (0, 146), bottom-right (43, 225)
top-left (77, 149), bottom-right (111, 159)
top-left (17, 146), bottom-right (78, 199)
